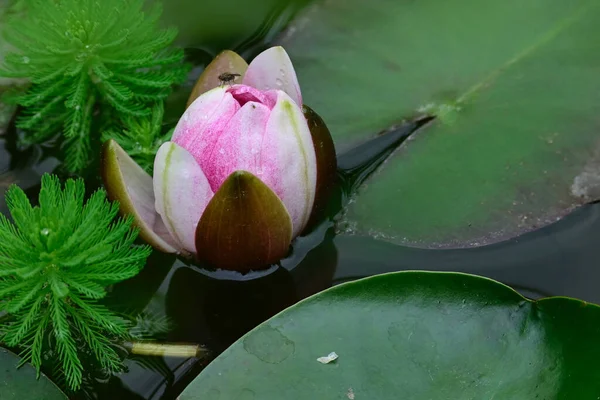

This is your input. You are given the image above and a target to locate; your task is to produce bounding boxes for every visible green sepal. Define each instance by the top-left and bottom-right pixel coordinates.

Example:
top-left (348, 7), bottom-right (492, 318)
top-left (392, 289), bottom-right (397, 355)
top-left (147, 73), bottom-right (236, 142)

top-left (195, 171), bottom-right (292, 273)
top-left (302, 105), bottom-right (337, 230)
top-left (101, 139), bottom-right (178, 253)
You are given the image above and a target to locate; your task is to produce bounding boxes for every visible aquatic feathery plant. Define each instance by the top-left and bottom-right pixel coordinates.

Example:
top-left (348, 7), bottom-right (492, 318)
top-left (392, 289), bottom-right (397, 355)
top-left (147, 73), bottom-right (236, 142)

top-left (1, 0), bottom-right (189, 173)
top-left (101, 101), bottom-right (173, 173)
top-left (0, 174), bottom-right (151, 390)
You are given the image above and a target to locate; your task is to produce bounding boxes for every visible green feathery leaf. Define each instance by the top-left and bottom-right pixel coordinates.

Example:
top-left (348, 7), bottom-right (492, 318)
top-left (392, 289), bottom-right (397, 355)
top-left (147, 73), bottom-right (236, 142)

top-left (0, 174), bottom-right (152, 391)
top-left (1, 0), bottom-right (190, 173)
top-left (102, 102), bottom-right (173, 173)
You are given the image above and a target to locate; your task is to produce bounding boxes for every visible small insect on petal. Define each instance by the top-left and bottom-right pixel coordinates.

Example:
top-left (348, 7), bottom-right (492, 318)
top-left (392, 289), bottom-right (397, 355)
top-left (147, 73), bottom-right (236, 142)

top-left (186, 50), bottom-right (248, 107)
top-left (316, 351), bottom-right (338, 364)
top-left (218, 72), bottom-right (241, 87)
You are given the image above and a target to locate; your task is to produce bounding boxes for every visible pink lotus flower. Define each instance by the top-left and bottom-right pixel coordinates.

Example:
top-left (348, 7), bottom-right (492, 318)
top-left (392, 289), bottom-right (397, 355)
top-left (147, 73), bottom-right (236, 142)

top-left (102, 47), bottom-right (336, 273)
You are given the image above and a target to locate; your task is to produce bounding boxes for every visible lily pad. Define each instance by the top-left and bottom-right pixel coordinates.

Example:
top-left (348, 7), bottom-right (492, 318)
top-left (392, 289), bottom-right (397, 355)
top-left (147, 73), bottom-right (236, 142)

top-left (160, 0), bottom-right (311, 51)
top-left (0, 347), bottom-right (66, 399)
top-left (179, 271), bottom-right (600, 399)
top-left (278, 0), bottom-right (600, 248)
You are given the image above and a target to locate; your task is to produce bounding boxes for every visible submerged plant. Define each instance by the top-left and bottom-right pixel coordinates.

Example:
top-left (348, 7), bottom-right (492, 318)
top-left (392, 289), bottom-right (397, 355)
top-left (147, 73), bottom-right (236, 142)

top-left (1, 0), bottom-right (189, 173)
top-left (0, 174), bottom-right (151, 390)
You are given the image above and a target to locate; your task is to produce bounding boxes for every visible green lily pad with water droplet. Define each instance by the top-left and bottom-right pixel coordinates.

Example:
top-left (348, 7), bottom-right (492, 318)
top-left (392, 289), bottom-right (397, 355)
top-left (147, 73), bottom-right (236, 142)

top-left (179, 272), bottom-right (600, 399)
top-left (0, 347), bottom-right (67, 399)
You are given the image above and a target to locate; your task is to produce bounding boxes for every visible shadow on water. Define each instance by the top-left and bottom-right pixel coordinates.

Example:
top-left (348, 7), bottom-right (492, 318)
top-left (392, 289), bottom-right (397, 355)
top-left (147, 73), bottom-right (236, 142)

top-left (2, 4), bottom-right (600, 400)
top-left (333, 201), bottom-right (600, 301)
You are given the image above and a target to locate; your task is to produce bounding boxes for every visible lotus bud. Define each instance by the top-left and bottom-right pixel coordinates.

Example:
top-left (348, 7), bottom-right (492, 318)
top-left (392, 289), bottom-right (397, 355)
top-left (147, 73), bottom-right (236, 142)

top-left (102, 46), bottom-right (336, 272)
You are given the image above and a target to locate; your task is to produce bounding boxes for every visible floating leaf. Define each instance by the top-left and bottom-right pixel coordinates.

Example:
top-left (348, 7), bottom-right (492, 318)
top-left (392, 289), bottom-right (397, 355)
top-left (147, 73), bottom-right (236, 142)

top-left (180, 271), bottom-right (600, 399)
top-left (279, 0), bottom-right (600, 248)
top-left (0, 346), bottom-right (66, 399)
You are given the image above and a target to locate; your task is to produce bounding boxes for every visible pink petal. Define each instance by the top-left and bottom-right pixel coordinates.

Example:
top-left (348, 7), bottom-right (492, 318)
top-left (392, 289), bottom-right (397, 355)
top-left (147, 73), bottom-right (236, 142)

top-left (260, 91), bottom-right (317, 237)
top-left (172, 87), bottom-right (240, 168)
top-left (243, 46), bottom-right (302, 107)
top-left (202, 101), bottom-right (272, 191)
top-left (227, 85), bottom-right (277, 109)
top-left (153, 142), bottom-right (214, 255)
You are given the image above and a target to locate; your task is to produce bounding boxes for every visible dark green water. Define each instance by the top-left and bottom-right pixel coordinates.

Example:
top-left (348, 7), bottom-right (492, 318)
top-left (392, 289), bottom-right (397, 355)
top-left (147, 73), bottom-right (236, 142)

top-left (2, 1), bottom-right (600, 398)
